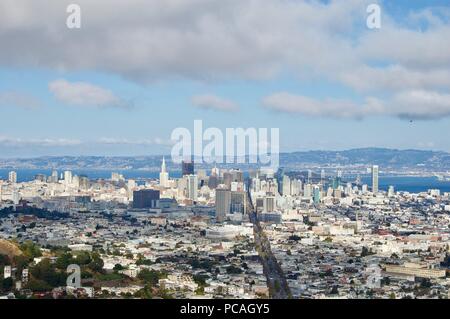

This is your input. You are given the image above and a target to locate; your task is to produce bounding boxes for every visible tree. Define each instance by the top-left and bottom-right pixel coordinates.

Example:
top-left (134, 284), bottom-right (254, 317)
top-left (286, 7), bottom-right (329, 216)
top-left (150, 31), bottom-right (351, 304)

top-left (113, 264), bottom-right (125, 271)
top-left (55, 253), bottom-right (74, 270)
top-left (138, 269), bottom-right (167, 286)
top-left (88, 253), bottom-right (104, 273)
top-left (1, 277), bottom-right (13, 291)
top-left (20, 241), bottom-right (42, 259)
top-left (30, 258), bottom-right (66, 288)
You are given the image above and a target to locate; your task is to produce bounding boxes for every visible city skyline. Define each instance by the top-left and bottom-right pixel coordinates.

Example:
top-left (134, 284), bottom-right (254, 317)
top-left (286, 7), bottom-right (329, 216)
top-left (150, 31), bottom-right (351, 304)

top-left (1, 0), bottom-right (450, 157)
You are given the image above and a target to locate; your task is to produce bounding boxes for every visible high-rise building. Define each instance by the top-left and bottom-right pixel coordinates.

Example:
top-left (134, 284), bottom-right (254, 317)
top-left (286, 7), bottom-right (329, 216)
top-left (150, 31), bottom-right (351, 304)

top-left (186, 174), bottom-right (198, 201)
top-left (231, 191), bottom-right (247, 215)
top-left (133, 189), bottom-right (160, 209)
top-left (64, 171), bottom-right (73, 186)
top-left (159, 157), bottom-right (169, 187)
top-left (388, 185), bottom-right (395, 197)
top-left (208, 175), bottom-right (219, 189)
top-left (216, 187), bottom-right (231, 222)
top-left (51, 170), bottom-right (58, 183)
top-left (313, 186), bottom-right (321, 204)
top-left (372, 165), bottom-right (379, 194)
top-left (282, 175), bottom-right (291, 196)
top-left (223, 171), bottom-right (232, 189)
top-left (304, 184), bottom-right (313, 198)
top-left (182, 159), bottom-right (194, 176)
top-left (263, 195), bottom-right (275, 213)
top-left (8, 171), bottom-right (17, 184)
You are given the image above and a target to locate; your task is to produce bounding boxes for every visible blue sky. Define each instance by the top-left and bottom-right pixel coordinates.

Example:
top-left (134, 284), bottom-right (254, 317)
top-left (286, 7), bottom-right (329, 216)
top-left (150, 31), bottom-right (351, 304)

top-left (0, 0), bottom-right (449, 157)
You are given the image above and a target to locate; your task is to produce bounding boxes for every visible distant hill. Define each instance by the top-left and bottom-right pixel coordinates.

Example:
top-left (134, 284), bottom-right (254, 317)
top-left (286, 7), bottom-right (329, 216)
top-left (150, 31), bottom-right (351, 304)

top-left (0, 148), bottom-right (449, 171)
top-left (280, 148), bottom-right (450, 169)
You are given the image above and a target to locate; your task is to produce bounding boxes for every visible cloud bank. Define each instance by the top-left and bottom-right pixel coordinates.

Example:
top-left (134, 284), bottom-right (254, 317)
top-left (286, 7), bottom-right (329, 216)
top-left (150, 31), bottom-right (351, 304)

top-left (191, 94), bottom-right (239, 112)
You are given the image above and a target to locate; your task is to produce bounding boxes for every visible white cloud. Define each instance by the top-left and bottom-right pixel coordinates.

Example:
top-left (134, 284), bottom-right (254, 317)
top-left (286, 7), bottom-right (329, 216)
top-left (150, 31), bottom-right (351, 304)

top-left (0, 0), bottom-right (370, 82)
top-left (191, 94), bottom-right (239, 112)
top-left (0, 91), bottom-right (41, 109)
top-left (262, 92), bottom-right (384, 119)
top-left (339, 65), bottom-right (450, 93)
top-left (0, 136), bottom-right (82, 147)
top-left (0, 0), bottom-right (449, 120)
top-left (263, 90), bottom-right (450, 121)
top-left (97, 137), bottom-right (174, 146)
top-left (391, 90), bottom-right (450, 120)
top-left (49, 79), bottom-right (130, 108)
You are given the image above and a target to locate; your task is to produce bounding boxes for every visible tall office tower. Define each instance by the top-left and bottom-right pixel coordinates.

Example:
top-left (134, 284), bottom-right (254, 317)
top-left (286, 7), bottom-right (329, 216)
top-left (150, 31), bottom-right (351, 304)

top-left (133, 189), bottom-right (160, 208)
top-left (313, 186), bottom-right (321, 204)
top-left (159, 157), bottom-right (169, 187)
top-left (320, 169), bottom-right (325, 183)
top-left (72, 175), bottom-right (80, 188)
top-left (182, 159), bottom-right (194, 176)
top-left (304, 183), bottom-right (313, 198)
top-left (223, 171), bottom-right (232, 189)
top-left (208, 175), bottom-right (219, 189)
top-left (263, 195), bottom-right (275, 213)
top-left (372, 165), bottom-right (379, 194)
top-left (216, 187), bottom-right (231, 222)
top-left (307, 170), bottom-right (312, 183)
top-left (231, 191), bottom-right (247, 215)
top-left (51, 170), bottom-right (58, 183)
top-left (290, 179), bottom-right (301, 196)
top-left (186, 174), bottom-right (198, 201)
top-left (8, 171), bottom-right (17, 184)
top-left (282, 175), bottom-right (291, 196)
top-left (362, 184), bottom-right (369, 193)
top-left (64, 170), bottom-right (73, 185)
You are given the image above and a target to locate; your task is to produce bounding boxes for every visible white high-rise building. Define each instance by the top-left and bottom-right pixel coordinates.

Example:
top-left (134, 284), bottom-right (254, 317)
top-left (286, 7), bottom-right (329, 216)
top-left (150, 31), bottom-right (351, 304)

top-left (8, 171), bottom-right (17, 184)
top-left (372, 165), bottom-right (379, 194)
top-left (282, 175), bottom-right (291, 196)
top-left (159, 157), bottom-right (169, 187)
top-left (304, 184), bottom-right (313, 198)
top-left (64, 171), bottom-right (73, 186)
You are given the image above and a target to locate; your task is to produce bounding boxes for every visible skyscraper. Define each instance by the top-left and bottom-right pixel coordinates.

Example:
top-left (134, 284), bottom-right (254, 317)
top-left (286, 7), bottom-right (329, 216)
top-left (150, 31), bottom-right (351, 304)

top-left (159, 157), bottom-right (169, 187)
top-left (263, 195), bottom-right (275, 213)
top-left (313, 186), bottom-right (321, 204)
top-left (133, 189), bottom-right (160, 209)
top-left (186, 174), bottom-right (198, 201)
top-left (282, 175), bottom-right (291, 196)
top-left (231, 191), bottom-right (247, 215)
top-left (216, 187), bottom-right (231, 222)
top-left (64, 170), bottom-right (73, 186)
top-left (8, 171), bottom-right (17, 184)
top-left (372, 165), bottom-right (379, 194)
top-left (182, 159), bottom-right (194, 176)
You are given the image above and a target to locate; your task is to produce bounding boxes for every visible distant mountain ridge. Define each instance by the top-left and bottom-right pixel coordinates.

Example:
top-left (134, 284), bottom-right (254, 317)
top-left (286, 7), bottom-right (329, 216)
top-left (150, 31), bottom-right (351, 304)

top-left (280, 148), bottom-right (450, 169)
top-left (0, 148), bottom-right (449, 171)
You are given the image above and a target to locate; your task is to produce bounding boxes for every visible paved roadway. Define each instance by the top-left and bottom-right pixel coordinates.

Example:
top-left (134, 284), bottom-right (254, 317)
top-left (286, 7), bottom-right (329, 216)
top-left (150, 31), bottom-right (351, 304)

top-left (246, 180), bottom-right (291, 299)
